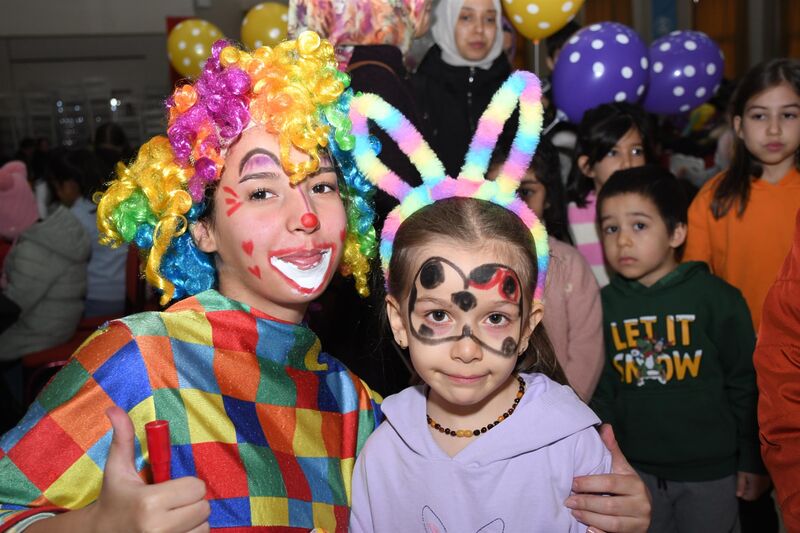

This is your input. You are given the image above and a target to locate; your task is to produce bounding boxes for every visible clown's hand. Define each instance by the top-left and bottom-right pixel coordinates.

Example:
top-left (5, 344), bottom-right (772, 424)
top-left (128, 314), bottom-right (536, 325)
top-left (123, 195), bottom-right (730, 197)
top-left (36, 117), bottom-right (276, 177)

top-left (565, 424), bottom-right (651, 533)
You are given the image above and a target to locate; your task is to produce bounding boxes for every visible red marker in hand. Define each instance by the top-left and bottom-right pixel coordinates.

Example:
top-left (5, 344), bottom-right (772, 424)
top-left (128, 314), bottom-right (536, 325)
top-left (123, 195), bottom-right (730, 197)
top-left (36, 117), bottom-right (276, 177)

top-left (145, 420), bottom-right (171, 483)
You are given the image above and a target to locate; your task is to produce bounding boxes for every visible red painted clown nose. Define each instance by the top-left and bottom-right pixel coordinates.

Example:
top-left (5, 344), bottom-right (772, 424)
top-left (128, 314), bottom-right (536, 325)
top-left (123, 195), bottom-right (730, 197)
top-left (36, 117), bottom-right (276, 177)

top-left (301, 212), bottom-right (319, 229)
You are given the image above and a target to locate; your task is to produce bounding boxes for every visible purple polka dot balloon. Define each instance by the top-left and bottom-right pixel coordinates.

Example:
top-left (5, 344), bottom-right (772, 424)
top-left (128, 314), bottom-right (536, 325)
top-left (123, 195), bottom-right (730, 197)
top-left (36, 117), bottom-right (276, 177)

top-left (552, 22), bottom-right (648, 123)
top-left (642, 30), bottom-right (724, 115)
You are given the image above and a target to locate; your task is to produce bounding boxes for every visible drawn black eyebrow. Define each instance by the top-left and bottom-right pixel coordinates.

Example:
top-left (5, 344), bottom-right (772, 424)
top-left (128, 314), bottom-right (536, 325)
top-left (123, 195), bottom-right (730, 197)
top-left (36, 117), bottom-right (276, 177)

top-left (238, 148), bottom-right (281, 175)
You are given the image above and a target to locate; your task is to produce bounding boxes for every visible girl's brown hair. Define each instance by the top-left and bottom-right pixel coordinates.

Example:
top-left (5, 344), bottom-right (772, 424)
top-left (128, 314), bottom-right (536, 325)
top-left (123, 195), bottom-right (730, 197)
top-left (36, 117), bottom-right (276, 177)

top-left (712, 58), bottom-right (800, 218)
top-left (387, 197), bottom-right (567, 383)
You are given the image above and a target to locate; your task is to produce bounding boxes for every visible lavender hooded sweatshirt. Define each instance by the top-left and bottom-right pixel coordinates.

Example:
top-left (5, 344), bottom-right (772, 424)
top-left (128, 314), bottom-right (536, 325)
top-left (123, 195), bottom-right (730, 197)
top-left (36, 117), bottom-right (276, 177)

top-left (350, 373), bottom-right (612, 532)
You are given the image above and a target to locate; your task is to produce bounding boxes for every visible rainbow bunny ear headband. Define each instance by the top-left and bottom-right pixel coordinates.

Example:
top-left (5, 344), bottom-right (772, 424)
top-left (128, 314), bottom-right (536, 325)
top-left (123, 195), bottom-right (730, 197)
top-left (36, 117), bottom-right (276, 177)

top-left (348, 70), bottom-right (549, 302)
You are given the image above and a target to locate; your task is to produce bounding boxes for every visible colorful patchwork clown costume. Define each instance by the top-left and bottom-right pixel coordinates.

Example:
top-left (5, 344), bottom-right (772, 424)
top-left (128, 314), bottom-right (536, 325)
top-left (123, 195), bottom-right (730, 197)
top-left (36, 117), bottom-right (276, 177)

top-left (0, 32), bottom-right (380, 533)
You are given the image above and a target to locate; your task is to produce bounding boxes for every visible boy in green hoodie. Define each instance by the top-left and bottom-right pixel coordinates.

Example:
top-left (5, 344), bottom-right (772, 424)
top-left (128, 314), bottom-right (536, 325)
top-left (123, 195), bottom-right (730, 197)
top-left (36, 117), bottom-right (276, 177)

top-left (590, 165), bottom-right (769, 532)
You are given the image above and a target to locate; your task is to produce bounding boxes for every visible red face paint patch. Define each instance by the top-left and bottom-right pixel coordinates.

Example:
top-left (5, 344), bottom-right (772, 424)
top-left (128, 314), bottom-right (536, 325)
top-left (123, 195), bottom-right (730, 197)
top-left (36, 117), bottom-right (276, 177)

top-left (248, 265), bottom-right (261, 279)
top-left (241, 240), bottom-right (254, 256)
top-left (340, 229), bottom-right (346, 243)
top-left (225, 199), bottom-right (243, 217)
top-left (223, 187), bottom-right (243, 217)
top-left (468, 266), bottom-right (519, 303)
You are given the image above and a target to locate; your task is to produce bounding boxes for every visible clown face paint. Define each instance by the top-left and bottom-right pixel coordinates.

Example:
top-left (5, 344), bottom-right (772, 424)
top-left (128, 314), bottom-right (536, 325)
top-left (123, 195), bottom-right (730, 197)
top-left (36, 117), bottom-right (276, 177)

top-left (408, 257), bottom-right (524, 357)
top-left (222, 186), bottom-right (243, 217)
top-left (193, 127), bottom-right (345, 323)
top-left (269, 245), bottom-right (334, 294)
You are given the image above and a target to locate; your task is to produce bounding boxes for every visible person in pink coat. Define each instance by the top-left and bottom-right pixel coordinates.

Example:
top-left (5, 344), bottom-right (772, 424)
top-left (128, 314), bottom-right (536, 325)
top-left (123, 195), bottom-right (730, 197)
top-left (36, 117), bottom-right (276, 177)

top-left (490, 138), bottom-right (604, 401)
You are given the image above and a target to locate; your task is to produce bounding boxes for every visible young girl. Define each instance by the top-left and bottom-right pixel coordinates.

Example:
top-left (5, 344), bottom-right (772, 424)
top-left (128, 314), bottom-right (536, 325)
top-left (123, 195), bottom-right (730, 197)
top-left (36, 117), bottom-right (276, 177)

top-left (0, 32), bottom-right (381, 532)
top-left (566, 102), bottom-right (654, 286)
top-left (347, 72), bottom-right (613, 531)
top-left (489, 139), bottom-right (604, 402)
top-left (685, 58), bottom-right (800, 333)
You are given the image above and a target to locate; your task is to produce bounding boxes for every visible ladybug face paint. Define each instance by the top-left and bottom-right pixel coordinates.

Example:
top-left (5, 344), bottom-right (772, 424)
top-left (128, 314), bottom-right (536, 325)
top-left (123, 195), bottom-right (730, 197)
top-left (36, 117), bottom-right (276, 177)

top-left (408, 256), bottom-right (524, 357)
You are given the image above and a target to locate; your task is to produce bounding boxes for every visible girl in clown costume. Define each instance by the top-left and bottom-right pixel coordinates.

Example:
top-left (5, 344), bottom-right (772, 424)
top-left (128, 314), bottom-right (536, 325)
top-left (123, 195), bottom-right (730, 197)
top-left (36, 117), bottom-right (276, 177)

top-left (0, 32), bottom-right (381, 533)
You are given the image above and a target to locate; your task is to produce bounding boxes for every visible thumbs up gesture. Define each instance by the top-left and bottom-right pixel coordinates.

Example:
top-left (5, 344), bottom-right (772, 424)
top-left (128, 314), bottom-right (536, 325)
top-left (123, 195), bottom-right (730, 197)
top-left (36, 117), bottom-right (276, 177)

top-left (92, 406), bottom-right (211, 533)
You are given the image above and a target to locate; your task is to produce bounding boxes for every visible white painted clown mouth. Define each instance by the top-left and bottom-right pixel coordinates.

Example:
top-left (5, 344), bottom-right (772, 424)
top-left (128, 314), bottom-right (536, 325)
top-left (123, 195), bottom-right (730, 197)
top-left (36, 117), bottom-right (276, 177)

top-left (269, 247), bottom-right (333, 294)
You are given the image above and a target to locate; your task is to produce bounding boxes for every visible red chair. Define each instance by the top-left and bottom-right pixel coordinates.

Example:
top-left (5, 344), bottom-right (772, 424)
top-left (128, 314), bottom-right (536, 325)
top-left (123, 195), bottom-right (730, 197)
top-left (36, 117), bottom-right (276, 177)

top-left (22, 245), bottom-right (151, 404)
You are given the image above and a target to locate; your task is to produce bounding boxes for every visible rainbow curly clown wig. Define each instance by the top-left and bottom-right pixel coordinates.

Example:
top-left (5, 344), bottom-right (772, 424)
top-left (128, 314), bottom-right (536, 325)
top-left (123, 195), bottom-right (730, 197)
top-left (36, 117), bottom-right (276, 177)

top-left (96, 31), bottom-right (376, 305)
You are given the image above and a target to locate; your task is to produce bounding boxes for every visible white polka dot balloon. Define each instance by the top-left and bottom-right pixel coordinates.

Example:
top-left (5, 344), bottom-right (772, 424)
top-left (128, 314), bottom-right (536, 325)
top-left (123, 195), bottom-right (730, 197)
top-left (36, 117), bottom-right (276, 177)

top-left (503, 0), bottom-right (585, 41)
top-left (552, 22), bottom-right (648, 123)
top-left (241, 2), bottom-right (289, 50)
top-left (167, 19), bottom-right (225, 78)
top-left (642, 30), bottom-right (723, 115)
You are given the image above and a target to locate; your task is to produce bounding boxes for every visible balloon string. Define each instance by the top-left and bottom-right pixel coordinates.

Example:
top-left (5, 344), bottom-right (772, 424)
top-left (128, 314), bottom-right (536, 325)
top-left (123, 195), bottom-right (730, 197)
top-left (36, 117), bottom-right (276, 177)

top-left (533, 40), bottom-right (540, 75)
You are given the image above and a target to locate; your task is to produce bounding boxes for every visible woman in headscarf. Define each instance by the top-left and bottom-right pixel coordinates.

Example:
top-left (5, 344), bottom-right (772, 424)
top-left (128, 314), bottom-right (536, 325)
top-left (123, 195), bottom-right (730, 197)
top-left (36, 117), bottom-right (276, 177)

top-left (413, 0), bottom-right (509, 178)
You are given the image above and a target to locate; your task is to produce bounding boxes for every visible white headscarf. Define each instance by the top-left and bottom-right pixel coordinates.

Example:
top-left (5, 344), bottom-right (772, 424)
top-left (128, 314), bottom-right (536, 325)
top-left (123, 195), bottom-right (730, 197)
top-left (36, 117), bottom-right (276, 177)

top-left (431, 0), bottom-right (504, 70)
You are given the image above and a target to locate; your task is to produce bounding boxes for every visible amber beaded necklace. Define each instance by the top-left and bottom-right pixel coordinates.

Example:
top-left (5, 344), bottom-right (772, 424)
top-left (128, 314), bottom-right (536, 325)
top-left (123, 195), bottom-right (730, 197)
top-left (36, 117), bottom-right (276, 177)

top-left (426, 375), bottom-right (526, 438)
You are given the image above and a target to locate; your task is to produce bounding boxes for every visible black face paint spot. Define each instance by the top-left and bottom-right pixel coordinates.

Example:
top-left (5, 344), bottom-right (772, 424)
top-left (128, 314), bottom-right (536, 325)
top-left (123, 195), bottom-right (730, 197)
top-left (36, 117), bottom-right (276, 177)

top-left (451, 291), bottom-right (477, 312)
top-left (501, 337), bottom-right (518, 356)
top-left (502, 275), bottom-right (518, 299)
top-left (470, 264), bottom-right (499, 285)
top-left (461, 325), bottom-right (472, 338)
top-left (419, 324), bottom-right (434, 337)
top-left (420, 260), bottom-right (445, 289)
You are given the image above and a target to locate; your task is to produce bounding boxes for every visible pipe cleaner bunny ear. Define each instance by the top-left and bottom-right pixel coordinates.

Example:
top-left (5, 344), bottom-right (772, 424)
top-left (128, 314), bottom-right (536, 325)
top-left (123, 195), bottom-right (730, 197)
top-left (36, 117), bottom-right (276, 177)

top-left (349, 93), bottom-right (447, 204)
top-left (458, 71), bottom-right (544, 192)
top-left (348, 70), bottom-right (549, 302)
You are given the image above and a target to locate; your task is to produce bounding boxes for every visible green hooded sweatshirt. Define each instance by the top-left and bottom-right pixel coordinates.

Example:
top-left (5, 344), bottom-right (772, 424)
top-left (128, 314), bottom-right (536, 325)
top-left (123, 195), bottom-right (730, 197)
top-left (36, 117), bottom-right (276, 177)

top-left (591, 261), bottom-right (765, 481)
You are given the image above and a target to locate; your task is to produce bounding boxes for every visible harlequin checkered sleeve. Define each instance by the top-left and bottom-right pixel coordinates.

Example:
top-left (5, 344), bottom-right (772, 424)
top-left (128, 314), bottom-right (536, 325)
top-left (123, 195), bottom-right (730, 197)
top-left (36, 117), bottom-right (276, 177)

top-left (0, 290), bottom-right (382, 532)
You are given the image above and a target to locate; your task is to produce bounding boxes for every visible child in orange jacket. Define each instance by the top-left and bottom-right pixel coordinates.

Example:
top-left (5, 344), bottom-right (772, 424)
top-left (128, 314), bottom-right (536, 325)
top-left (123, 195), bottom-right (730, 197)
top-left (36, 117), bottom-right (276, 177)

top-left (684, 58), bottom-right (800, 332)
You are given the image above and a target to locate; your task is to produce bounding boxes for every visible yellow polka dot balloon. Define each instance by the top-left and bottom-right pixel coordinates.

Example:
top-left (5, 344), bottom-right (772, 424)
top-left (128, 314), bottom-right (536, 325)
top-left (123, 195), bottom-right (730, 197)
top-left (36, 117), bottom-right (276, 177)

top-left (502, 0), bottom-right (585, 42)
top-left (241, 2), bottom-right (289, 50)
top-left (167, 19), bottom-right (225, 78)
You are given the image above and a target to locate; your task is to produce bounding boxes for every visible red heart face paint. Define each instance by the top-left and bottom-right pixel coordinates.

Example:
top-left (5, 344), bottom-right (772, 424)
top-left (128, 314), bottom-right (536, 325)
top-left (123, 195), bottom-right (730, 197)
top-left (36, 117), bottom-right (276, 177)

top-left (241, 240), bottom-right (254, 256)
